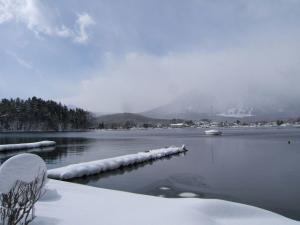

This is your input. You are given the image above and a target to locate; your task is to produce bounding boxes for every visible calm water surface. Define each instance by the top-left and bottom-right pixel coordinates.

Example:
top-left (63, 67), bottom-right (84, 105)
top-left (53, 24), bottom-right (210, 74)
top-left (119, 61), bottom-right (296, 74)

top-left (0, 128), bottom-right (300, 220)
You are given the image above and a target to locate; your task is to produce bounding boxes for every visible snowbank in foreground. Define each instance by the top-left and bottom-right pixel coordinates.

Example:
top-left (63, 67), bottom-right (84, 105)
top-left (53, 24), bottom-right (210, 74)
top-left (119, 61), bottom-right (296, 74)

top-left (33, 179), bottom-right (300, 225)
top-left (0, 141), bottom-right (56, 152)
top-left (48, 146), bottom-right (187, 180)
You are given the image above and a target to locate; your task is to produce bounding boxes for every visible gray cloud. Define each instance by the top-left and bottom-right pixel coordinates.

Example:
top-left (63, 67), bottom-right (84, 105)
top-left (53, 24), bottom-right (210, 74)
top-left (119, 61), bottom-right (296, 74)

top-left (64, 27), bottom-right (300, 112)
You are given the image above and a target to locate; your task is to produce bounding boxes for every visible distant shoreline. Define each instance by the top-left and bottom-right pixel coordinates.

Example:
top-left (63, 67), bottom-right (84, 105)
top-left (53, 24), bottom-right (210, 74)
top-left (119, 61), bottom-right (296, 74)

top-left (1, 125), bottom-right (299, 134)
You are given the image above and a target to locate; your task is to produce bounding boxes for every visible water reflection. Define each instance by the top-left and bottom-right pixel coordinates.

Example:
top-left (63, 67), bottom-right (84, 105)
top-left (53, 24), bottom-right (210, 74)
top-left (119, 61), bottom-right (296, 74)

top-left (72, 152), bottom-right (187, 185)
top-left (0, 146), bottom-right (56, 164)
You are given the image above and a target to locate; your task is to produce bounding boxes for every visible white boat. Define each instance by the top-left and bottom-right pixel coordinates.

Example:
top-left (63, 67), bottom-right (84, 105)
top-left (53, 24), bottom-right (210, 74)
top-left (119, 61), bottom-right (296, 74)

top-left (205, 129), bottom-right (222, 135)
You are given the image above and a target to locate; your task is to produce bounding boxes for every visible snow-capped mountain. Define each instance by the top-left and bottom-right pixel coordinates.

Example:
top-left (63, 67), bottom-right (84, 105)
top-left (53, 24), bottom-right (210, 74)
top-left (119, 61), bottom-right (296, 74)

top-left (217, 107), bottom-right (254, 118)
top-left (142, 92), bottom-right (300, 121)
top-left (142, 92), bottom-right (216, 120)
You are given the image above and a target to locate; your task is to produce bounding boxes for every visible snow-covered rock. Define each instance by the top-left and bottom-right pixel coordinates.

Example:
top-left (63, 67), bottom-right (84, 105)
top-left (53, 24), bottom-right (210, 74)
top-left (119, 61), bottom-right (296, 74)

top-left (0, 141), bottom-right (56, 152)
top-left (0, 153), bottom-right (47, 194)
top-left (48, 145), bottom-right (187, 180)
top-left (32, 179), bottom-right (300, 225)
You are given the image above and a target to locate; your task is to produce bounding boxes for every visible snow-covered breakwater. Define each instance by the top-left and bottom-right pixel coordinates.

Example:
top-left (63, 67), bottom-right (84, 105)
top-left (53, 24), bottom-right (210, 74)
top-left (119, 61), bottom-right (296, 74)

top-left (48, 145), bottom-right (187, 180)
top-left (0, 141), bottom-right (56, 152)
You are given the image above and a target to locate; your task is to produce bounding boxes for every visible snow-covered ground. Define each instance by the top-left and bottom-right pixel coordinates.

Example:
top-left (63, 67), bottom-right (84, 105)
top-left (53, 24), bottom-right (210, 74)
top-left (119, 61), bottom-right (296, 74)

top-left (0, 141), bottom-right (56, 152)
top-left (33, 179), bottom-right (300, 225)
top-left (48, 146), bottom-right (187, 180)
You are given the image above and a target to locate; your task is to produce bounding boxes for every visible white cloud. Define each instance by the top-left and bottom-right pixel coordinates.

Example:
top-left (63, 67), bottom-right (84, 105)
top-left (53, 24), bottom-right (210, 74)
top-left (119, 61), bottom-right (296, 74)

top-left (6, 50), bottom-right (33, 69)
top-left (0, 0), bottom-right (53, 35)
top-left (0, 0), bottom-right (94, 43)
top-left (0, 0), bottom-right (14, 23)
top-left (74, 13), bottom-right (95, 43)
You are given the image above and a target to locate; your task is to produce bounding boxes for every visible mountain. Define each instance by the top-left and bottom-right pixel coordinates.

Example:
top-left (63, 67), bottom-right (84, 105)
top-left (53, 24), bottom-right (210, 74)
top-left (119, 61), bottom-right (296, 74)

top-left (217, 107), bottom-right (254, 118)
top-left (142, 92), bottom-right (300, 121)
top-left (95, 113), bottom-right (177, 128)
top-left (142, 92), bottom-right (216, 120)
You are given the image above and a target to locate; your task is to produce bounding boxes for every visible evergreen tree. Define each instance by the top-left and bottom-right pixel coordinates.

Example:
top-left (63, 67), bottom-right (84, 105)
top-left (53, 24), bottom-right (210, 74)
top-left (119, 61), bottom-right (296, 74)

top-left (0, 97), bottom-right (92, 131)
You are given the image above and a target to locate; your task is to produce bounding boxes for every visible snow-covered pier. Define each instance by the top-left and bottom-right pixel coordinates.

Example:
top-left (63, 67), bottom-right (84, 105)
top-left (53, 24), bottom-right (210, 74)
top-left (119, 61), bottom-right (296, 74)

top-left (0, 141), bottom-right (56, 152)
top-left (48, 145), bottom-right (187, 180)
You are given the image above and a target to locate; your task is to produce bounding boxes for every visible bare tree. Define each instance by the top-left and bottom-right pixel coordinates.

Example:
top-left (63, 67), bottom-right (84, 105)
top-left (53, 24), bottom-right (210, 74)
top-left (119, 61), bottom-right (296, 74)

top-left (0, 171), bottom-right (47, 225)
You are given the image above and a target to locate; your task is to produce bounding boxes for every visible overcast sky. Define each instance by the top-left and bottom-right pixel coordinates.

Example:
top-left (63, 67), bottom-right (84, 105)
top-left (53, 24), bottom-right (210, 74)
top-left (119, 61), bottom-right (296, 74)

top-left (0, 0), bottom-right (300, 112)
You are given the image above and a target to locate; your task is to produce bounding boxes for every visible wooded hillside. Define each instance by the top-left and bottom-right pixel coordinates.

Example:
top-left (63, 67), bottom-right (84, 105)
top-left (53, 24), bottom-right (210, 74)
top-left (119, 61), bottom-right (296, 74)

top-left (0, 97), bottom-right (91, 131)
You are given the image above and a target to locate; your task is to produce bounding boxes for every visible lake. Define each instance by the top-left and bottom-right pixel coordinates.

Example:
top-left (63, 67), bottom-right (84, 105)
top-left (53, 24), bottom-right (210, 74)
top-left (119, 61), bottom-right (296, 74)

top-left (0, 127), bottom-right (300, 220)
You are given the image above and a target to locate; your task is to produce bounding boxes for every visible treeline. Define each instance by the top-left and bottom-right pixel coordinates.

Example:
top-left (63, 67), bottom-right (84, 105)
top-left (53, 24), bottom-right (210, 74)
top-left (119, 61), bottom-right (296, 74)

top-left (96, 115), bottom-right (192, 130)
top-left (97, 121), bottom-right (156, 129)
top-left (0, 97), bottom-right (92, 131)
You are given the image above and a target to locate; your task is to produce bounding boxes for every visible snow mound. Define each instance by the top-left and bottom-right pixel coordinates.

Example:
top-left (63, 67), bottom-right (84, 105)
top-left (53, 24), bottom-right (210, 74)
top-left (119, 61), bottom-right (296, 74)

top-left (0, 141), bottom-right (56, 152)
top-left (0, 153), bottom-right (47, 194)
top-left (160, 186), bottom-right (171, 190)
top-left (48, 145), bottom-right (187, 180)
top-left (178, 192), bottom-right (198, 198)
